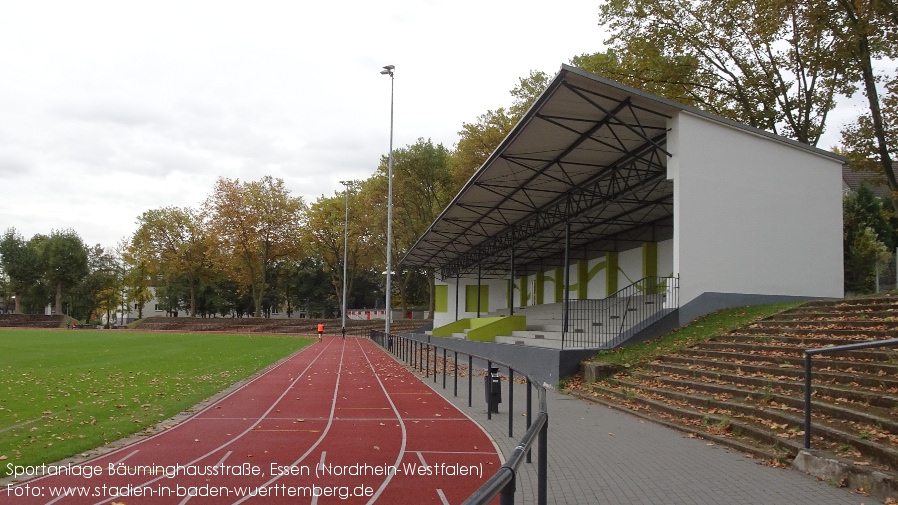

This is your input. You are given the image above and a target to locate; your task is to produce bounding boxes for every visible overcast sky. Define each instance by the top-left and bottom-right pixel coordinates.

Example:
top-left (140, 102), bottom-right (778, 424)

top-left (0, 1), bottom-right (857, 250)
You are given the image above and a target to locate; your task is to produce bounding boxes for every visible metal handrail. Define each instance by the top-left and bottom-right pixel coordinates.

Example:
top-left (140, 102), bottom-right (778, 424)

top-left (462, 406), bottom-right (548, 505)
top-left (565, 275), bottom-right (678, 348)
top-left (803, 337), bottom-right (898, 449)
top-left (369, 330), bottom-right (549, 505)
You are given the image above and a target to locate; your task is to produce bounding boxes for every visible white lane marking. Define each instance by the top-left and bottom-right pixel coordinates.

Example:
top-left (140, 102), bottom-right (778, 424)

top-left (437, 488), bottom-right (451, 505)
top-left (44, 449), bottom-right (141, 505)
top-left (84, 339), bottom-right (336, 505)
top-left (178, 451), bottom-right (232, 505)
top-left (231, 340), bottom-right (348, 504)
top-left (357, 339), bottom-right (407, 505)
top-left (112, 449), bottom-right (140, 465)
top-left (311, 451), bottom-right (327, 505)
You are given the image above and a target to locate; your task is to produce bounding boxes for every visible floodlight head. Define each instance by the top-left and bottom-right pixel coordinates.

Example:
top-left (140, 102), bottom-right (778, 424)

top-left (339, 180), bottom-right (350, 186)
top-left (380, 64), bottom-right (394, 76)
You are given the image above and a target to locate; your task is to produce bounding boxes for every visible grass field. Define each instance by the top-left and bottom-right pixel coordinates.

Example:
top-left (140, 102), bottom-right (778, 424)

top-left (0, 329), bottom-right (313, 476)
top-left (588, 302), bottom-right (802, 367)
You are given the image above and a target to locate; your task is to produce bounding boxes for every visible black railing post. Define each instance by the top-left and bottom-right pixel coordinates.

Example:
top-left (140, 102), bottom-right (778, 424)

top-left (804, 352), bottom-right (812, 449)
top-left (487, 360), bottom-right (493, 420)
top-left (526, 378), bottom-right (532, 463)
top-left (468, 355), bottom-right (473, 407)
top-left (454, 351), bottom-right (458, 397)
top-left (460, 370), bottom-right (548, 505)
top-left (538, 415), bottom-right (548, 505)
top-left (508, 368), bottom-right (514, 437)
top-left (442, 348), bottom-right (447, 388)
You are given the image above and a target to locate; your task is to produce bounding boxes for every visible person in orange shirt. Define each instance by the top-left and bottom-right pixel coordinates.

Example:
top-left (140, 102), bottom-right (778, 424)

top-left (317, 323), bottom-right (324, 342)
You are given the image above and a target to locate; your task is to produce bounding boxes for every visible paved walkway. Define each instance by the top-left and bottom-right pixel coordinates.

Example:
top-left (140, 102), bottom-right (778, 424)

top-left (405, 358), bottom-right (870, 505)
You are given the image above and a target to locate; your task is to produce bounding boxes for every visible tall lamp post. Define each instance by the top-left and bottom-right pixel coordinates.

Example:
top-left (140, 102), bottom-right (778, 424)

top-left (340, 180), bottom-right (351, 339)
top-left (380, 64), bottom-right (394, 337)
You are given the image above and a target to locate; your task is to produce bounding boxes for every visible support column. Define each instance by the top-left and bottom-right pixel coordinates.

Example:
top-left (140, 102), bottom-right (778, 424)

top-left (509, 246), bottom-right (515, 316)
top-left (563, 222), bottom-right (571, 337)
top-left (477, 265), bottom-right (482, 318)
top-left (455, 273), bottom-right (460, 321)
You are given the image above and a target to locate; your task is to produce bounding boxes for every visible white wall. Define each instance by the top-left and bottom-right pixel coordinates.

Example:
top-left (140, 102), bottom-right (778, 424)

top-left (658, 239), bottom-right (674, 277)
top-left (667, 112), bottom-right (844, 304)
top-left (433, 277), bottom-right (509, 328)
top-left (586, 257), bottom-right (606, 297)
top-left (619, 248), bottom-right (643, 287)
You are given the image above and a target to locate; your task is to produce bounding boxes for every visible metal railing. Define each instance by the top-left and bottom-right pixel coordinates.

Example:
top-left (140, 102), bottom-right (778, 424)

top-left (370, 330), bottom-right (548, 505)
top-left (564, 276), bottom-right (678, 348)
top-left (803, 337), bottom-right (898, 449)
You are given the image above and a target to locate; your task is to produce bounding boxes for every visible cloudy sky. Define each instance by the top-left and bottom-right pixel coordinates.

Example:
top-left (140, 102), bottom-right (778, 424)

top-left (0, 1), bottom-right (856, 250)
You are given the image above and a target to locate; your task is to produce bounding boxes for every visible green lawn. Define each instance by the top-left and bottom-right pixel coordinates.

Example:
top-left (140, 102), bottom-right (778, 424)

top-left (0, 329), bottom-right (312, 476)
top-left (588, 301), bottom-right (803, 368)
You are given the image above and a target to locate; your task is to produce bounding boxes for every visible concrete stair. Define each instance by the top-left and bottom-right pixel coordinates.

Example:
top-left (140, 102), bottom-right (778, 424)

top-left (0, 314), bottom-right (66, 328)
top-left (488, 296), bottom-right (671, 348)
top-left (577, 296), bottom-right (898, 501)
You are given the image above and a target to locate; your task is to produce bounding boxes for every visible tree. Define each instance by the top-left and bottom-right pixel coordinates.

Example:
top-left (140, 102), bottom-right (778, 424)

top-left (571, 48), bottom-right (705, 108)
top-left (843, 184), bottom-right (898, 292)
top-left (304, 180), bottom-right (381, 318)
top-left (83, 245), bottom-right (121, 327)
top-left (449, 71), bottom-right (550, 187)
top-left (120, 238), bottom-right (154, 321)
top-left (376, 139), bottom-right (454, 314)
top-left (0, 228), bottom-right (42, 313)
top-left (130, 206), bottom-right (210, 317)
top-left (42, 229), bottom-right (89, 315)
top-left (0, 265), bottom-right (11, 313)
top-left (590, 0), bottom-right (849, 146)
top-left (205, 176), bottom-right (305, 317)
top-left (827, 0), bottom-right (898, 206)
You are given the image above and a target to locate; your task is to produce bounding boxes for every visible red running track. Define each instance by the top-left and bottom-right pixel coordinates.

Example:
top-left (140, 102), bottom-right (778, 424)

top-left (2, 338), bottom-right (501, 505)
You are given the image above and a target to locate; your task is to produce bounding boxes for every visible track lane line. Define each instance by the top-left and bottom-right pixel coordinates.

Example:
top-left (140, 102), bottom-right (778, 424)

top-left (230, 338), bottom-right (348, 504)
top-left (177, 451), bottom-right (233, 505)
top-left (353, 338), bottom-right (408, 505)
top-left (310, 452), bottom-right (327, 505)
top-left (81, 339), bottom-right (336, 505)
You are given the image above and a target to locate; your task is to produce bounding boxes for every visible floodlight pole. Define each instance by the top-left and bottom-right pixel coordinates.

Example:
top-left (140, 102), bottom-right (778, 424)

top-left (340, 180), bottom-right (351, 339)
top-left (381, 64), bottom-right (395, 337)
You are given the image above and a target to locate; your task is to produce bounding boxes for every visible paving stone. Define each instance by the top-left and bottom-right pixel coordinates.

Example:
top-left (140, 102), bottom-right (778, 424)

top-left (408, 361), bottom-right (869, 505)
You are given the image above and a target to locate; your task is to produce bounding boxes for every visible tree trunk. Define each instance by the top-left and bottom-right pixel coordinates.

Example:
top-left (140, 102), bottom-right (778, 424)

top-left (858, 35), bottom-right (898, 210)
top-left (55, 281), bottom-right (63, 315)
top-left (840, 0), bottom-right (898, 209)
top-left (188, 275), bottom-right (197, 317)
top-left (253, 282), bottom-right (263, 318)
top-left (14, 293), bottom-right (21, 314)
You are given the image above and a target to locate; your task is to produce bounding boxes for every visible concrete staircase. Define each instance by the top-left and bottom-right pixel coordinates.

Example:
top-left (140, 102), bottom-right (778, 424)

top-left (0, 314), bottom-right (65, 328)
top-left (578, 297), bottom-right (898, 500)
top-left (493, 303), bottom-right (566, 348)
top-left (489, 295), bottom-right (674, 349)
